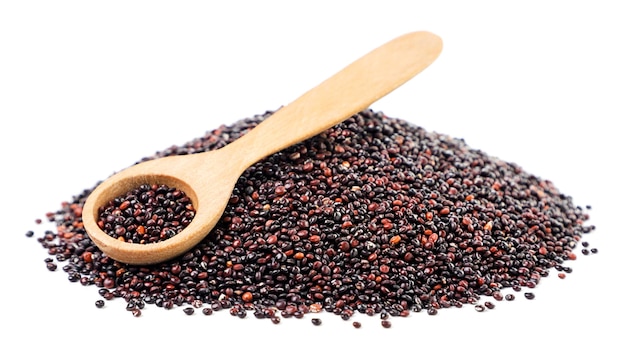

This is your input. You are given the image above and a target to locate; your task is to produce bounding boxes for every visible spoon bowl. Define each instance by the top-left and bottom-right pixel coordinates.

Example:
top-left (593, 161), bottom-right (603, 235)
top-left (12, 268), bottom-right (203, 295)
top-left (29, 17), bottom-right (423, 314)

top-left (82, 31), bottom-right (443, 264)
top-left (82, 150), bottom-right (238, 264)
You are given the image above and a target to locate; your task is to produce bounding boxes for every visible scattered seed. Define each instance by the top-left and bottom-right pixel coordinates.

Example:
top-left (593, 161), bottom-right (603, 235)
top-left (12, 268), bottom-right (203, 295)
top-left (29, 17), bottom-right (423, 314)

top-left (241, 291), bottom-right (253, 303)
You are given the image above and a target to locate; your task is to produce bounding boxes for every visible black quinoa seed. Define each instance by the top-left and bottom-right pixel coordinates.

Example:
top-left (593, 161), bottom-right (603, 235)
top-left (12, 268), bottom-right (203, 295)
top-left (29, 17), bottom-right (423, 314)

top-left (95, 300), bottom-right (105, 308)
top-left (32, 109), bottom-right (595, 324)
top-left (311, 318), bottom-right (322, 326)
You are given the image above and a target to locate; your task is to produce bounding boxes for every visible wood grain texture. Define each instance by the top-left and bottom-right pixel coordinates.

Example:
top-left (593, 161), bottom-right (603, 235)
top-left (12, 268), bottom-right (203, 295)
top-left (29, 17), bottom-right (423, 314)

top-left (81, 31), bottom-right (443, 265)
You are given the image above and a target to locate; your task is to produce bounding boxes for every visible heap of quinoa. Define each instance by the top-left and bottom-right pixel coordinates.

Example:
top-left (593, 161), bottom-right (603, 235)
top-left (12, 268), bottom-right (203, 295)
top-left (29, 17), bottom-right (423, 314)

top-left (33, 109), bottom-right (595, 322)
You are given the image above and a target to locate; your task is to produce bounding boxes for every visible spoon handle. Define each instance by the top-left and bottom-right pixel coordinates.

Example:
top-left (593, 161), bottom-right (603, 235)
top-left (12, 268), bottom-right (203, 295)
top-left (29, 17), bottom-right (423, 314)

top-left (224, 31), bottom-right (443, 170)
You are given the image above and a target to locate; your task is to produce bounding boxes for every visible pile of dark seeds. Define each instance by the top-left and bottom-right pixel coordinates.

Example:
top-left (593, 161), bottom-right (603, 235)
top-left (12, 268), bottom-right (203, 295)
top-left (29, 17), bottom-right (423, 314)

top-left (31, 109), bottom-right (596, 327)
top-left (97, 183), bottom-right (195, 244)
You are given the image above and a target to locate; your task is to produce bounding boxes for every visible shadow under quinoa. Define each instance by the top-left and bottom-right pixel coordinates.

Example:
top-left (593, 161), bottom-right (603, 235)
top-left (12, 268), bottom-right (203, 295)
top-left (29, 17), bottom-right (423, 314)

top-left (33, 109), bottom-right (596, 324)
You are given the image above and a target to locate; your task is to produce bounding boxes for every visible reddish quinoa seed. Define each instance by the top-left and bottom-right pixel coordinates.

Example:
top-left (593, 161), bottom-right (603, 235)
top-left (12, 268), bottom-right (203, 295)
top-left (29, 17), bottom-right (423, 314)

top-left (28, 109), bottom-right (596, 325)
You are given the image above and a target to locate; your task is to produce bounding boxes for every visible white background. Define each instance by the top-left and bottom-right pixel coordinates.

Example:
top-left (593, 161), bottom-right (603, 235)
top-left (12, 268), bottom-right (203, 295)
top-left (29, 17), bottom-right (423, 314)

top-left (1, 1), bottom-right (624, 350)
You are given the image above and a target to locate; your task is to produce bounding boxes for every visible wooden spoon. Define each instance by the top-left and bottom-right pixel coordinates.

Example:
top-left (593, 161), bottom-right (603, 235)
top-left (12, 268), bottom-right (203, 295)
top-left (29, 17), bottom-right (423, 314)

top-left (82, 31), bottom-right (443, 265)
